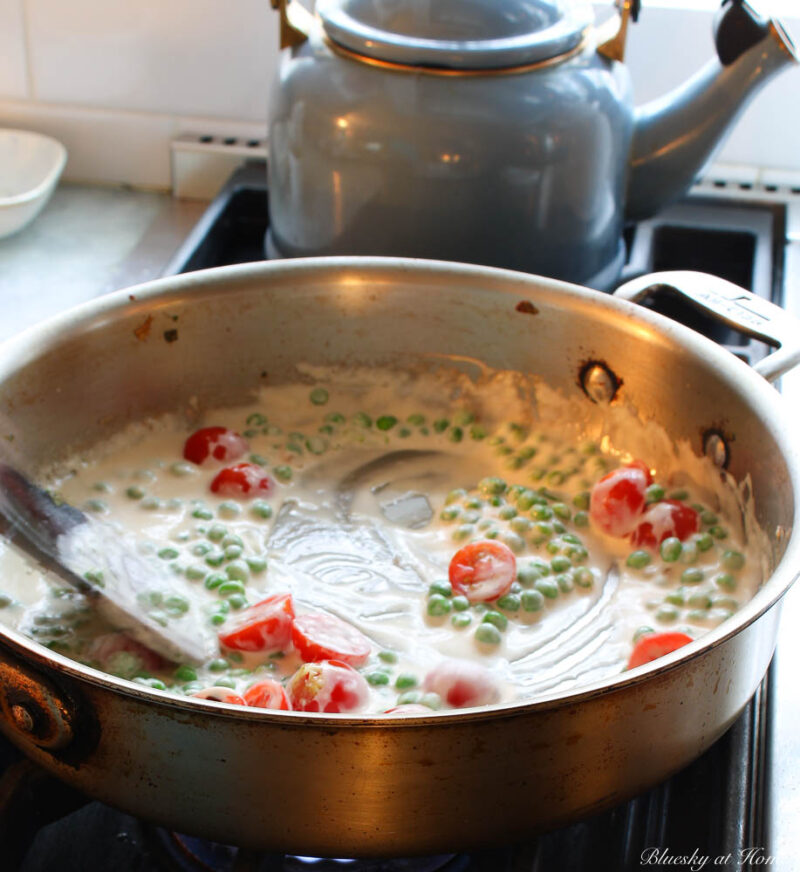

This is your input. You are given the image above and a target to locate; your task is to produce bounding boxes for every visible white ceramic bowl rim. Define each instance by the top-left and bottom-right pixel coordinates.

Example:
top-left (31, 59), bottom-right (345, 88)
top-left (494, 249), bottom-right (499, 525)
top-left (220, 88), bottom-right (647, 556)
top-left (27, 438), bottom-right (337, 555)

top-left (0, 128), bottom-right (68, 208)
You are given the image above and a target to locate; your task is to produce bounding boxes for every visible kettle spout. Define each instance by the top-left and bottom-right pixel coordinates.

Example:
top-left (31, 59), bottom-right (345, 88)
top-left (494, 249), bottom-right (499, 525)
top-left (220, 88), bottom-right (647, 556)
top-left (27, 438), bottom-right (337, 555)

top-left (626, 13), bottom-right (798, 222)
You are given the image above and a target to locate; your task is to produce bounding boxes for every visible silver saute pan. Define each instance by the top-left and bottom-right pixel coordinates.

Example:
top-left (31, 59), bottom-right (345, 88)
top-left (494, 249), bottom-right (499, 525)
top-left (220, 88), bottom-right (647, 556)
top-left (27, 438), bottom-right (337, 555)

top-left (0, 258), bottom-right (798, 857)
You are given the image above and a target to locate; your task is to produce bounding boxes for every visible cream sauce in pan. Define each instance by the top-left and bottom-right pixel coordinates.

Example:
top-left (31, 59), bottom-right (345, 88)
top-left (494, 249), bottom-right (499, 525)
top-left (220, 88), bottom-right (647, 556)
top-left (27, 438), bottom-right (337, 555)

top-left (0, 367), bottom-right (765, 713)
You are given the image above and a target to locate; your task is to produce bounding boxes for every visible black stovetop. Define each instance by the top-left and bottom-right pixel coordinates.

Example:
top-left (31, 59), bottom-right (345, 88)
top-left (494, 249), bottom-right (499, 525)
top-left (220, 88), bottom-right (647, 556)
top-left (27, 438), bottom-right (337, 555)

top-left (1, 160), bottom-right (789, 871)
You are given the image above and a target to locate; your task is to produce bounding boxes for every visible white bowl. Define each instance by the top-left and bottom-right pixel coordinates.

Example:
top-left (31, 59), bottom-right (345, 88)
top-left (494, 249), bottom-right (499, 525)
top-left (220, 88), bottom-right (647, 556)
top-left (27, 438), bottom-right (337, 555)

top-left (0, 129), bottom-right (67, 240)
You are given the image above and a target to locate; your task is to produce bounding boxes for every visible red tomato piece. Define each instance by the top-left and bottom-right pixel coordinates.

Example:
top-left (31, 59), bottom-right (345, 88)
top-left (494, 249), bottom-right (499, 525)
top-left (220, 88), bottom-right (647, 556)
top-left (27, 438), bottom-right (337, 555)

top-left (631, 500), bottom-right (700, 548)
top-left (291, 613), bottom-right (371, 667)
top-left (243, 678), bottom-right (291, 711)
top-left (86, 632), bottom-right (165, 674)
top-left (627, 631), bottom-right (694, 670)
top-left (183, 426), bottom-right (248, 466)
top-left (589, 461), bottom-right (652, 538)
top-left (218, 593), bottom-right (295, 652)
top-left (287, 660), bottom-right (370, 713)
top-left (210, 462), bottom-right (274, 499)
top-left (448, 541), bottom-right (516, 603)
top-left (422, 659), bottom-right (501, 708)
top-left (192, 687), bottom-right (247, 706)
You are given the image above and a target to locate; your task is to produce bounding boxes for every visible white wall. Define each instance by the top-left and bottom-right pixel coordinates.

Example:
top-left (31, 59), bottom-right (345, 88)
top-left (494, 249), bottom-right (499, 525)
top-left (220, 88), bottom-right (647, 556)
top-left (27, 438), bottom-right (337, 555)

top-left (0, 0), bottom-right (798, 191)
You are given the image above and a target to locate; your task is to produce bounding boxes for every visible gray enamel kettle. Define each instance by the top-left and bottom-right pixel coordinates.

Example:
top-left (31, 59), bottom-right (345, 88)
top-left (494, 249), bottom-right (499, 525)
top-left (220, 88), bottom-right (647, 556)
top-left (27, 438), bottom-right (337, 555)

top-left (266, 0), bottom-right (797, 289)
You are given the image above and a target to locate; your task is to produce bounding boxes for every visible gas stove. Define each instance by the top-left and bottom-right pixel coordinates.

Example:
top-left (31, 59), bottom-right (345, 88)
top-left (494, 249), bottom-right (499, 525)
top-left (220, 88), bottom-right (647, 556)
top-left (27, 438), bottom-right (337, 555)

top-left (2, 161), bottom-right (799, 871)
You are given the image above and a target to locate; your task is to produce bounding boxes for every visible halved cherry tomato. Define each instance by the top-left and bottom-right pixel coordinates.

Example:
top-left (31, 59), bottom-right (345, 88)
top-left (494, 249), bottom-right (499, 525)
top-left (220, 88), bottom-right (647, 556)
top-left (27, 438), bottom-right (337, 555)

top-left (589, 461), bottom-right (653, 537)
top-left (631, 500), bottom-right (700, 548)
top-left (243, 678), bottom-right (291, 710)
top-left (422, 659), bottom-right (501, 708)
top-left (210, 462), bottom-right (274, 499)
top-left (183, 426), bottom-right (248, 466)
top-left (448, 540), bottom-right (516, 603)
top-left (627, 631), bottom-right (694, 670)
top-left (86, 632), bottom-right (165, 674)
top-left (287, 659), bottom-right (370, 713)
top-left (291, 613), bottom-right (371, 667)
top-left (192, 687), bottom-right (247, 705)
top-left (383, 704), bottom-right (434, 716)
top-left (218, 593), bottom-right (295, 652)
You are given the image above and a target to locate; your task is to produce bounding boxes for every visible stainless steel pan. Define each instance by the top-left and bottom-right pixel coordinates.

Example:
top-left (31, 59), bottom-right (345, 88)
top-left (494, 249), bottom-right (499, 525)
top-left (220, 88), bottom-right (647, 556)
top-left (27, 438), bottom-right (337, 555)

top-left (0, 258), bottom-right (798, 857)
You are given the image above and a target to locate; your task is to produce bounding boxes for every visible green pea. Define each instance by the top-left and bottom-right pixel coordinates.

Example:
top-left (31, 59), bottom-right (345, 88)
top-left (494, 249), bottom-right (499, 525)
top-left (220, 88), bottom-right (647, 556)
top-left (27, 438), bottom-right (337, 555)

top-left (532, 505), bottom-right (553, 521)
top-left (573, 567), bottom-right (594, 588)
top-left (550, 556), bottom-right (571, 573)
top-left (520, 589), bottom-right (544, 612)
top-left (556, 574), bottom-right (573, 594)
top-left (500, 532), bottom-right (526, 553)
top-left (645, 484), bottom-right (665, 503)
top-left (681, 567), bottom-right (705, 585)
top-left (204, 573), bottom-right (226, 590)
top-left (0, 593), bottom-right (12, 608)
top-left (462, 510), bottom-right (481, 525)
top-left (84, 498), bottom-right (108, 514)
top-left (715, 572), bottom-right (737, 591)
top-left (701, 511), bottom-right (718, 526)
top-left (219, 580), bottom-right (247, 597)
top-left (218, 501), bottom-right (242, 518)
top-left (427, 594), bottom-right (452, 616)
top-left (626, 550), bottom-right (651, 570)
top-left (174, 665), bottom-right (197, 682)
top-left (210, 613), bottom-right (227, 626)
top-left (656, 604), bottom-right (680, 623)
top-left (711, 594), bottom-right (739, 612)
top-left (375, 415), bottom-right (397, 431)
top-left (378, 650), bottom-right (398, 664)
top-left (395, 674), bottom-right (418, 690)
top-left (205, 551), bottom-right (225, 567)
top-left (475, 623), bottom-right (502, 645)
top-left (92, 481), bottom-right (113, 493)
top-left (451, 612), bottom-right (472, 629)
top-left (170, 461), bottom-right (195, 477)
top-left (209, 658), bottom-right (230, 672)
top-left (722, 550), bottom-right (745, 571)
top-left (665, 588), bottom-right (686, 606)
top-left (213, 677), bottom-right (237, 689)
top-left (633, 626), bottom-right (654, 643)
top-left (451, 595), bottom-right (470, 612)
top-left (478, 476), bottom-right (506, 496)
top-left (367, 671), bottom-right (390, 686)
top-left (428, 580), bottom-right (453, 598)
top-left (452, 524), bottom-right (474, 542)
top-left (496, 593), bottom-right (520, 612)
top-left (660, 537), bottom-right (682, 562)
top-left (223, 544), bottom-right (242, 561)
top-left (516, 565), bottom-right (542, 587)
top-left (680, 540), bottom-right (699, 565)
top-left (192, 506), bottom-right (214, 520)
top-left (246, 556), bottom-right (267, 574)
top-left (551, 502), bottom-right (571, 521)
top-left (225, 561), bottom-right (249, 582)
top-left (165, 595), bottom-right (190, 615)
top-left (207, 523), bottom-right (227, 542)
top-left (158, 547), bottom-right (179, 561)
top-left (535, 522), bottom-right (553, 538)
top-left (309, 387), bottom-right (329, 405)
top-left (134, 677), bottom-right (167, 691)
top-left (687, 592), bottom-right (712, 610)
top-left (273, 466), bottom-right (293, 482)
top-left (126, 485), bottom-right (145, 500)
top-left (695, 533), bottom-right (714, 553)
top-left (668, 489), bottom-right (689, 501)
top-left (573, 510), bottom-right (589, 528)
top-left (565, 545), bottom-right (588, 565)
top-left (535, 578), bottom-right (559, 599)
top-left (572, 491), bottom-right (591, 511)
top-left (708, 525), bottom-right (728, 540)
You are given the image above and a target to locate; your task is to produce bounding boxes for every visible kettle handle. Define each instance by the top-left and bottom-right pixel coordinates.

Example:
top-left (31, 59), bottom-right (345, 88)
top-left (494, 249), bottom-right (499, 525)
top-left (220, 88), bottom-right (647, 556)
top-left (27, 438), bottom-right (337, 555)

top-left (270, 0), bottom-right (313, 50)
top-left (613, 270), bottom-right (800, 384)
top-left (596, 0), bottom-right (641, 63)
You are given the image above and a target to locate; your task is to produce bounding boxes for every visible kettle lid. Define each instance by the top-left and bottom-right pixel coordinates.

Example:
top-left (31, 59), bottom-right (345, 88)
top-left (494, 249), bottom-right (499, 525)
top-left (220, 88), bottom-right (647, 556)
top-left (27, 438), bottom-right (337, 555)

top-left (318, 0), bottom-right (594, 69)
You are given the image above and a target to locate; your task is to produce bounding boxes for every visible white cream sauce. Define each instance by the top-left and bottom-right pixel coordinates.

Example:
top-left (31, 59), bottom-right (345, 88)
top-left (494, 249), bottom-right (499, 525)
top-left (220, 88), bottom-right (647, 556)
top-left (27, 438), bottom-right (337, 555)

top-left (0, 366), bottom-right (767, 713)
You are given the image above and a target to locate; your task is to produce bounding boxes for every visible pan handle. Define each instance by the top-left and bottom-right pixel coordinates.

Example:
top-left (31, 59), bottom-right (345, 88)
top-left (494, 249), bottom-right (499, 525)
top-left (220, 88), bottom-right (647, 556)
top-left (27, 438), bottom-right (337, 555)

top-left (613, 270), bottom-right (800, 384)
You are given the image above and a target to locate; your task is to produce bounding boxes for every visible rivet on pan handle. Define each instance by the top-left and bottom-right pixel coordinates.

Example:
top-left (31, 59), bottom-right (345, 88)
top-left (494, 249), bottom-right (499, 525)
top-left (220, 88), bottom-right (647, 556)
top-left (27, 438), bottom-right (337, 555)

top-left (614, 270), bottom-right (800, 384)
top-left (0, 650), bottom-right (75, 751)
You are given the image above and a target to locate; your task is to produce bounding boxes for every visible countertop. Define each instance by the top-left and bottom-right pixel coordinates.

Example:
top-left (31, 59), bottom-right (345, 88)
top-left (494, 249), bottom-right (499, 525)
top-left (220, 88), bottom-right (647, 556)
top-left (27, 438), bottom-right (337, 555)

top-left (0, 183), bottom-right (207, 342)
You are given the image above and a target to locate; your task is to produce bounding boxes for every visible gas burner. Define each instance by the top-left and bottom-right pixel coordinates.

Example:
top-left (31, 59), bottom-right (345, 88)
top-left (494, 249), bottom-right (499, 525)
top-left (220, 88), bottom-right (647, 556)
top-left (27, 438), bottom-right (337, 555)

top-left (146, 829), bottom-right (461, 872)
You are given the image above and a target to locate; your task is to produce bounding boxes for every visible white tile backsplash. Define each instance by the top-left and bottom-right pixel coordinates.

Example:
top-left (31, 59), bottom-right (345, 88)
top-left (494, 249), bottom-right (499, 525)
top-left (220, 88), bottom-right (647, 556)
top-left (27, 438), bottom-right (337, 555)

top-left (25, 0), bottom-right (277, 120)
top-left (0, 0), bottom-right (29, 99)
top-left (0, 0), bottom-right (798, 191)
